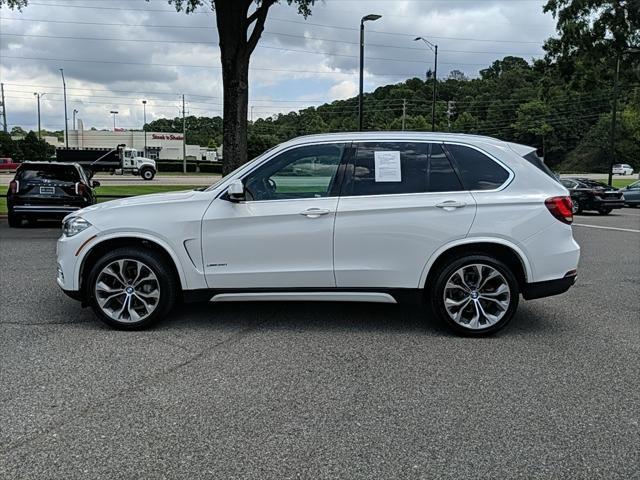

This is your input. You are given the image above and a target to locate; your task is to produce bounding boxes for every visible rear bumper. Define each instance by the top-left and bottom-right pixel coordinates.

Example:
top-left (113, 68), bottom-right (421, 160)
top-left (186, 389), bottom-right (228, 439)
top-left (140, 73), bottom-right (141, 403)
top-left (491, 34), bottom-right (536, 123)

top-left (590, 198), bottom-right (624, 209)
top-left (522, 274), bottom-right (577, 300)
top-left (12, 205), bottom-right (82, 214)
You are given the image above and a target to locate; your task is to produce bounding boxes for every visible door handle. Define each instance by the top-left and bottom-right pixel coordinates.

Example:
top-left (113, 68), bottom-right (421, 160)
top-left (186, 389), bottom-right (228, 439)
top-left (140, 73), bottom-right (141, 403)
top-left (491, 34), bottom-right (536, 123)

top-left (435, 200), bottom-right (467, 210)
top-left (300, 208), bottom-right (331, 218)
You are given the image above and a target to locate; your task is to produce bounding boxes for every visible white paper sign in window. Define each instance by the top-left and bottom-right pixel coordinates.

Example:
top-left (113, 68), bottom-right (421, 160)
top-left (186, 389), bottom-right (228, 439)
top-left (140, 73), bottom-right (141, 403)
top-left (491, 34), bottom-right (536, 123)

top-left (374, 151), bottom-right (401, 182)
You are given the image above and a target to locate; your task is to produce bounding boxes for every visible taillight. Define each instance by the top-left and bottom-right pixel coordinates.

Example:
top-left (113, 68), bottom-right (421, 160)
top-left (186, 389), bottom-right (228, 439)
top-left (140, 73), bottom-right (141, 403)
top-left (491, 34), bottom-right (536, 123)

top-left (75, 182), bottom-right (87, 195)
top-left (9, 180), bottom-right (18, 194)
top-left (545, 196), bottom-right (573, 225)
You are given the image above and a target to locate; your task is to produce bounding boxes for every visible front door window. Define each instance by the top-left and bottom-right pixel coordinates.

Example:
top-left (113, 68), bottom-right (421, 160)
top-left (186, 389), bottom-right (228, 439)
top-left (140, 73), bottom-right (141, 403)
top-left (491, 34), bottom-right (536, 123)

top-left (243, 143), bottom-right (345, 201)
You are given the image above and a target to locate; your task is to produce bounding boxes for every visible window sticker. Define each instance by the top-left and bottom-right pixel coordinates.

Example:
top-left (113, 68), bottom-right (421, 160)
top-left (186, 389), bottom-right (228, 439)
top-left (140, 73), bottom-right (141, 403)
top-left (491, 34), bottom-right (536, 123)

top-left (374, 151), bottom-right (401, 182)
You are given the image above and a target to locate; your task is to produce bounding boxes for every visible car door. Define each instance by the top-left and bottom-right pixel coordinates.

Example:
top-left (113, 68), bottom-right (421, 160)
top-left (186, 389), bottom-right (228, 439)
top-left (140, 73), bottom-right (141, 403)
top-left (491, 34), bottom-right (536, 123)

top-left (333, 141), bottom-right (476, 288)
top-left (201, 142), bottom-right (348, 289)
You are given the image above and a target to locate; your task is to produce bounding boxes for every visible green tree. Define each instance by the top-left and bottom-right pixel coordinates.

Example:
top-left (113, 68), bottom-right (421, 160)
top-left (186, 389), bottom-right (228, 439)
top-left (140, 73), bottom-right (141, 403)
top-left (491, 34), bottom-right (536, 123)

top-left (17, 131), bottom-right (55, 161)
top-left (512, 100), bottom-right (553, 153)
top-left (0, 132), bottom-right (18, 159)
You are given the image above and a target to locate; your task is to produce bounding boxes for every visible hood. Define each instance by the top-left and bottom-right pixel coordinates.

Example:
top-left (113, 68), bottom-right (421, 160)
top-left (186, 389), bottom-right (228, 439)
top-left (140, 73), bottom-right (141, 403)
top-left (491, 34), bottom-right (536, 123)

top-left (70, 189), bottom-right (198, 219)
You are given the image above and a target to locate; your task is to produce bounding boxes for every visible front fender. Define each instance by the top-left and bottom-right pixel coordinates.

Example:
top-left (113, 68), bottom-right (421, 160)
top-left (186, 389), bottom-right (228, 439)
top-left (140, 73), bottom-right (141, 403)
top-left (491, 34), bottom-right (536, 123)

top-left (74, 231), bottom-right (190, 291)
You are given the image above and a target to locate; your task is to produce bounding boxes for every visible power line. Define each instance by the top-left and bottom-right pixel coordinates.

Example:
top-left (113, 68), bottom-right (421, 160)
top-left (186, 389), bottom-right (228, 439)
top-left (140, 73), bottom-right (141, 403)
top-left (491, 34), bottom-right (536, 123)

top-left (0, 32), bottom-right (545, 59)
top-left (2, 54), bottom-right (493, 72)
top-left (0, 16), bottom-right (546, 46)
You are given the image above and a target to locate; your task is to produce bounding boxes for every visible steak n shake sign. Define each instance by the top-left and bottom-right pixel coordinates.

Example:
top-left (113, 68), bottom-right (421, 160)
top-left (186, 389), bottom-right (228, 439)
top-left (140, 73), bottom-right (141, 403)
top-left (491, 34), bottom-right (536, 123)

top-left (151, 134), bottom-right (184, 141)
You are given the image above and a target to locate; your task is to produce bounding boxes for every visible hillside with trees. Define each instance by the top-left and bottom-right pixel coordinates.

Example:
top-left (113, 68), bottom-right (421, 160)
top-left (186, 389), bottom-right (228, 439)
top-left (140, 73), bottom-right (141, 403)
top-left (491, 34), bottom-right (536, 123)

top-left (144, 54), bottom-right (639, 172)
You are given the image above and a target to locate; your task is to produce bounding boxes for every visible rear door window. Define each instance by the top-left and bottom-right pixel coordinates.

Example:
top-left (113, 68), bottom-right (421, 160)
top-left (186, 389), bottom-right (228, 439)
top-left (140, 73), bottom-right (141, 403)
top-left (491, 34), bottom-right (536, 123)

top-left (445, 144), bottom-right (510, 190)
top-left (17, 164), bottom-right (80, 182)
top-left (348, 142), bottom-right (462, 196)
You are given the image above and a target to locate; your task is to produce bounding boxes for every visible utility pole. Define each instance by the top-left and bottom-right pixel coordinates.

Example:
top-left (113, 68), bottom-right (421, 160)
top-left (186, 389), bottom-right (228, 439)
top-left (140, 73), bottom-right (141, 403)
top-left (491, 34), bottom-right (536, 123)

top-left (182, 94), bottom-right (187, 174)
top-left (401, 99), bottom-right (406, 131)
top-left (608, 47), bottom-right (640, 186)
top-left (142, 100), bottom-right (147, 156)
top-left (0, 83), bottom-right (7, 133)
top-left (60, 69), bottom-right (69, 147)
top-left (34, 92), bottom-right (45, 139)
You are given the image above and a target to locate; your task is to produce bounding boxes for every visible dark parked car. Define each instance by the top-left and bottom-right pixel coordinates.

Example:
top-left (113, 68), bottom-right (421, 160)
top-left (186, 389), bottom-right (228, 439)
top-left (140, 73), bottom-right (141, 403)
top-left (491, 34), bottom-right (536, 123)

top-left (560, 177), bottom-right (624, 215)
top-left (621, 180), bottom-right (640, 207)
top-left (7, 162), bottom-right (99, 227)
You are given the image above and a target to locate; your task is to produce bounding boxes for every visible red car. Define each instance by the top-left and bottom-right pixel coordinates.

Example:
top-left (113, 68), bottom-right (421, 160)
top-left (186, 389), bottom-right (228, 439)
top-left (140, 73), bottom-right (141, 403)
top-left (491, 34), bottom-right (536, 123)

top-left (0, 157), bottom-right (19, 171)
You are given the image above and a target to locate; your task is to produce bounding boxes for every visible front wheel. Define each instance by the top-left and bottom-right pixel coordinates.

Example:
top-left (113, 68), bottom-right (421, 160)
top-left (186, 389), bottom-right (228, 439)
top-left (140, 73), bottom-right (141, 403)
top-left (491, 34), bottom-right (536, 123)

top-left (87, 247), bottom-right (178, 329)
top-left (429, 255), bottom-right (519, 336)
top-left (141, 168), bottom-right (155, 181)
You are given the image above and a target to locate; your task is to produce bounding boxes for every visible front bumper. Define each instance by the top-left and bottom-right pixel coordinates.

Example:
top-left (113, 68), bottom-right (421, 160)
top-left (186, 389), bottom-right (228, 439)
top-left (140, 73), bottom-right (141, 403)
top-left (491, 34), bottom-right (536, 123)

top-left (56, 226), bottom-right (99, 293)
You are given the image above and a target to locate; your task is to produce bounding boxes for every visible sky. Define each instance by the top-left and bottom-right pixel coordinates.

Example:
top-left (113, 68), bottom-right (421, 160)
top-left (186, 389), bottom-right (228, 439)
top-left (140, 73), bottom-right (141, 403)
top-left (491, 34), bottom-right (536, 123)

top-left (0, 0), bottom-right (558, 132)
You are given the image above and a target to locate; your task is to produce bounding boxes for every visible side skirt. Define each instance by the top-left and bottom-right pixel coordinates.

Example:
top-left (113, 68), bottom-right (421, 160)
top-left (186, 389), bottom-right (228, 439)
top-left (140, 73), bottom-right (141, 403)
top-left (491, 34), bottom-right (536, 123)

top-left (182, 288), bottom-right (425, 305)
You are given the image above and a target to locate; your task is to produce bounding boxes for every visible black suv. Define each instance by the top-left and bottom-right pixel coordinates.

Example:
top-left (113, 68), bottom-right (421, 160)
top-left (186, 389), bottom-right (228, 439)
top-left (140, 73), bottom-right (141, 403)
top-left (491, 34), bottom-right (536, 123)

top-left (560, 177), bottom-right (624, 215)
top-left (7, 162), bottom-right (98, 227)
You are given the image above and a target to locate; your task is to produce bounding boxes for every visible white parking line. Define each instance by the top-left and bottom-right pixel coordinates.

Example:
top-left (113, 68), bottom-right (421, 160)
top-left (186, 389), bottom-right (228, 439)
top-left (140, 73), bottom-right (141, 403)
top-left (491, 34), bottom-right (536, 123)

top-left (573, 223), bottom-right (640, 233)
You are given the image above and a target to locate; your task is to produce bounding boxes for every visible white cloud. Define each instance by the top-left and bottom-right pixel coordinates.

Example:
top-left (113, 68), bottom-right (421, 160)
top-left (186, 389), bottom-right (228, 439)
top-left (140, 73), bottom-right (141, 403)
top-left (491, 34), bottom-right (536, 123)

top-left (328, 80), bottom-right (358, 100)
top-left (0, 0), bottom-right (557, 131)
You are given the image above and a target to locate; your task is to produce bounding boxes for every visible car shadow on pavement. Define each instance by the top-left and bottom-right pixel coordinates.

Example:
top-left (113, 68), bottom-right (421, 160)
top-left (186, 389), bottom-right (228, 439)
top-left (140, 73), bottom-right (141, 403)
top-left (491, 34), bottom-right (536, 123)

top-left (150, 300), bottom-right (555, 338)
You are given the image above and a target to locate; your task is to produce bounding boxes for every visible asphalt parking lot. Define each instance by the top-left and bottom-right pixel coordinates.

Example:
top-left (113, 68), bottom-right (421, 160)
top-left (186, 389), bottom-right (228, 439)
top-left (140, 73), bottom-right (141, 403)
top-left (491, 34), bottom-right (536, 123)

top-left (1, 211), bottom-right (638, 479)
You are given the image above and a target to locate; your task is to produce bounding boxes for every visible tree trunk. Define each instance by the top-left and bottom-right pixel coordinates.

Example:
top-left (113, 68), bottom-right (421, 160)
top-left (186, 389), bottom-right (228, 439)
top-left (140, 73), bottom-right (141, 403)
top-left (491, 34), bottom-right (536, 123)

top-left (221, 57), bottom-right (249, 174)
top-left (215, 0), bottom-right (251, 175)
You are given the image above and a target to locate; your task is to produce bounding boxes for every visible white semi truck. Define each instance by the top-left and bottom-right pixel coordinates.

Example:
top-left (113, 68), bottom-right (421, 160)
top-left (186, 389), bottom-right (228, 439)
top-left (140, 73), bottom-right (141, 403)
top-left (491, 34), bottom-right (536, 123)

top-left (56, 144), bottom-right (157, 180)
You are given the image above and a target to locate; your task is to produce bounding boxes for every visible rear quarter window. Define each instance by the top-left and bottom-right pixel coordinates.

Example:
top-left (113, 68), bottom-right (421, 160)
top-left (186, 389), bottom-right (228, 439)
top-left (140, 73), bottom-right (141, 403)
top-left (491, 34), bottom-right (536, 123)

top-left (445, 144), bottom-right (510, 190)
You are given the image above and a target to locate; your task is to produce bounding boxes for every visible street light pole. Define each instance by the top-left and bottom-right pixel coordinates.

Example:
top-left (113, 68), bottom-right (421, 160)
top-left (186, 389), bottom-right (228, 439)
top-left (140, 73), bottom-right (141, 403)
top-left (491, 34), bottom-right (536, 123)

top-left (359, 14), bottom-right (382, 132)
top-left (59, 68), bottom-right (69, 147)
top-left (73, 109), bottom-right (78, 130)
top-left (142, 100), bottom-right (147, 155)
top-left (608, 47), bottom-right (640, 186)
top-left (414, 37), bottom-right (438, 131)
top-left (110, 110), bottom-right (119, 130)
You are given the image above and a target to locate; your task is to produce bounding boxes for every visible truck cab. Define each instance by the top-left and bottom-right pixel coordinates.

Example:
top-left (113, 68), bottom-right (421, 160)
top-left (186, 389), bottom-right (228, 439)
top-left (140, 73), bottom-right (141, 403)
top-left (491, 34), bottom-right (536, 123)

top-left (120, 146), bottom-right (157, 180)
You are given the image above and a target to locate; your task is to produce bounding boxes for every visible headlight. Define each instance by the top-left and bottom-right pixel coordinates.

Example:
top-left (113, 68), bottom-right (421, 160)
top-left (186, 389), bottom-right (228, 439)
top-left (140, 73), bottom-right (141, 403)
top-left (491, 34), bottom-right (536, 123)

top-left (63, 217), bottom-right (92, 237)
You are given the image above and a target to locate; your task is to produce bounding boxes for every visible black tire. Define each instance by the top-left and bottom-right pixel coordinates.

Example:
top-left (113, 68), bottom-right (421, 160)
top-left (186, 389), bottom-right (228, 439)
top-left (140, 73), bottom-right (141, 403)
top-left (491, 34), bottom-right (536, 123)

top-left (7, 212), bottom-right (22, 228)
top-left (86, 247), bottom-right (178, 330)
top-left (598, 207), bottom-right (612, 215)
top-left (572, 198), bottom-right (582, 214)
top-left (141, 168), bottom-right (155, 181)
top-left (428, 254), bottom-right (520, 336)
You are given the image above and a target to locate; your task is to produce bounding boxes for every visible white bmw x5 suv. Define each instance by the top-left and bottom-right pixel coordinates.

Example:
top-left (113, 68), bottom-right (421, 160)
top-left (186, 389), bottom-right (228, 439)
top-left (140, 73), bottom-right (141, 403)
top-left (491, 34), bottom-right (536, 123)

top-left (56, 133), bottom-right (579, 335)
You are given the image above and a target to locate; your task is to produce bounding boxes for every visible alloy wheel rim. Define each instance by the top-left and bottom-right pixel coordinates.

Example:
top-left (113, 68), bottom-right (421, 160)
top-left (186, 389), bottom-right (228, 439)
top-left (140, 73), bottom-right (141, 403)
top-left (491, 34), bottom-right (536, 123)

top-left (443, 263), bottom-right (511, 330)
top-left (94, 259), bottom-right (160, 323)
top-left (572, 200), bottom-right (579, 214)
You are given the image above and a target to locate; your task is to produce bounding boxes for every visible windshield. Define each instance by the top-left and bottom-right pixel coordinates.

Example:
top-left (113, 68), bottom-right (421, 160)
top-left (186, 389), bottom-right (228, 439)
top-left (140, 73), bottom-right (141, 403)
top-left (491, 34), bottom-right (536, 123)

top-left (205, 146), bottom-right (279, 192)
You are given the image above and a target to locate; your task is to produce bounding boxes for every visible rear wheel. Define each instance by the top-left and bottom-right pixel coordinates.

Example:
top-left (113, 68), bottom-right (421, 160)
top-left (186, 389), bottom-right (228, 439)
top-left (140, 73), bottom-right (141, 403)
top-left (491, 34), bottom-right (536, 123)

top-left (571, 198), bottom-right (582, 214)
top-left (429, 254), bottom-right (519, 336)
top-left (7, 212), bottom-right (22, 228)
top-left (87, 247), bottom-right (178, 329)
top-left (598, 207), bottom-right (612, 215)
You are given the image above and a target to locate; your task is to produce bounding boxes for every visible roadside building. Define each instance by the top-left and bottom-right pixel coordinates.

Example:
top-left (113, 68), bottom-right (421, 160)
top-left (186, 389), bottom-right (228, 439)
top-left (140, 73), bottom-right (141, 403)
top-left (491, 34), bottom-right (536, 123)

top-left (58, 120), bottom-right (204, 161)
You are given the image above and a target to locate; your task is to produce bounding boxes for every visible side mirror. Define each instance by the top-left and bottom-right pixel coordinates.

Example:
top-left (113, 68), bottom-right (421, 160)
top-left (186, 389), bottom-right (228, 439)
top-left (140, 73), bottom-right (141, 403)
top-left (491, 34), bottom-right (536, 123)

top-left (91, 180), bottom-right (101, 188)
top-left (226, 179), bottom-right (245, 202)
